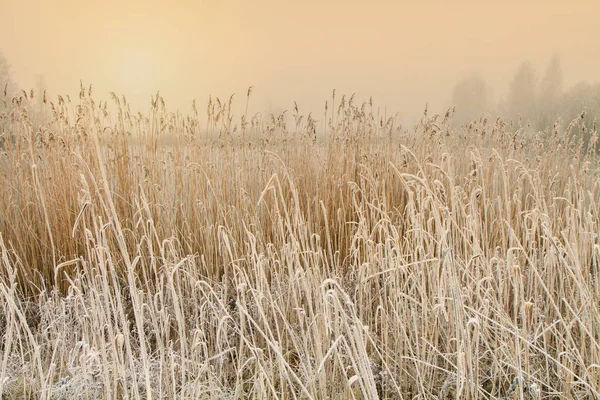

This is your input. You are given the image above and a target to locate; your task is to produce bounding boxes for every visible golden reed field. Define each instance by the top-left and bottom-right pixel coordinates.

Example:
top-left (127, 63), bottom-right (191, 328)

top-left (1, 87), bottom-right (600, 399)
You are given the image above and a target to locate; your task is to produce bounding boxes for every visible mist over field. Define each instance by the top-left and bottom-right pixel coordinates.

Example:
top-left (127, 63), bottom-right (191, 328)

top-left (2, 0), bottom-right (600, 123)
top-left (1, 1), bottom-right (600, 399)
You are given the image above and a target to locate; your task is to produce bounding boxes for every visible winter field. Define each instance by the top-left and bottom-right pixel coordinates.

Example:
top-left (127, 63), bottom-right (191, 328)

top-left (1, 89), bottom-right (600, 399)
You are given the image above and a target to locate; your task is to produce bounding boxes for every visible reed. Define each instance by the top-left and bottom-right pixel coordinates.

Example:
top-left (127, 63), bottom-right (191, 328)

top-left (0, 86), bottom-right (599, 398)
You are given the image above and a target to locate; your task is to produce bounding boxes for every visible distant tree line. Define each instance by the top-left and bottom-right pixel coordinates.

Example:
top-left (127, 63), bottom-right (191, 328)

top-left (0, 51), bottom-right (48, 121)
top-left (0, 51), bottom-right (50, 149)
top-left (0, 51), bottom-right (17, 98)
top-left (451, 55), bottom-right (599, 138)
top-left (2, 49), bottom-right (598, 142)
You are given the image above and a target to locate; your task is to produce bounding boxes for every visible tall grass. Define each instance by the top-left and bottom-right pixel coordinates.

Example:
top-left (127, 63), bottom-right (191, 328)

top-left (0, 86), bottom-right (599, 399)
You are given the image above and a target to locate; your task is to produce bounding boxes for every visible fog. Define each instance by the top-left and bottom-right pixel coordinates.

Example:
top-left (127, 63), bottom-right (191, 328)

top-left (1, 0), bottom-right (599, 125)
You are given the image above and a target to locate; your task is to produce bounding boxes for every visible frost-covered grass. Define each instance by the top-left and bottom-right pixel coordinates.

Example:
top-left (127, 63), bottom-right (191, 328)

top-left (1, 89), bottom-right (599, 398)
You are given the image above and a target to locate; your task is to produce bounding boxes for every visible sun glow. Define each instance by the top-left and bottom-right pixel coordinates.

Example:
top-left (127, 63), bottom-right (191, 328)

top-left (112, 46), bottom-right (162, 97)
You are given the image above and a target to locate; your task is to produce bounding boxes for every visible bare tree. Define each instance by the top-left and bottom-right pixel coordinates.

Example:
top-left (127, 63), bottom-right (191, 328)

top-left (505, 61), bottom-right (537, 125)
top-left (451, 74), bottom-right (490, 124)
top-left (537, 54), bottom-right (563, 128)
top-left (0, 51), bottom-right (15, 98)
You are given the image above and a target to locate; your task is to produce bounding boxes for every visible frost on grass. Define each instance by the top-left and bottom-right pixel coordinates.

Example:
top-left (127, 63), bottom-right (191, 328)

top-left (1, 90), bottom-right (600, 398)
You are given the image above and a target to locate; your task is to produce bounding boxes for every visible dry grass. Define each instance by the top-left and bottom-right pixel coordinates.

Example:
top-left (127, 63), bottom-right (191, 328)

top-left (1, 86), bottom-right (599, 399)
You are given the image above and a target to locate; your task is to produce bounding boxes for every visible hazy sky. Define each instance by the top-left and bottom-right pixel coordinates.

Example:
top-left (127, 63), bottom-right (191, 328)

top-left (1, 0), bottom-right (599, 123)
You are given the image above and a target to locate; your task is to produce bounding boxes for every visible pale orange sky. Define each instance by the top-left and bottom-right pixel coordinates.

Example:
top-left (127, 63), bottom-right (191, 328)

top-left (1, 0), bottom-right (599, 122)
